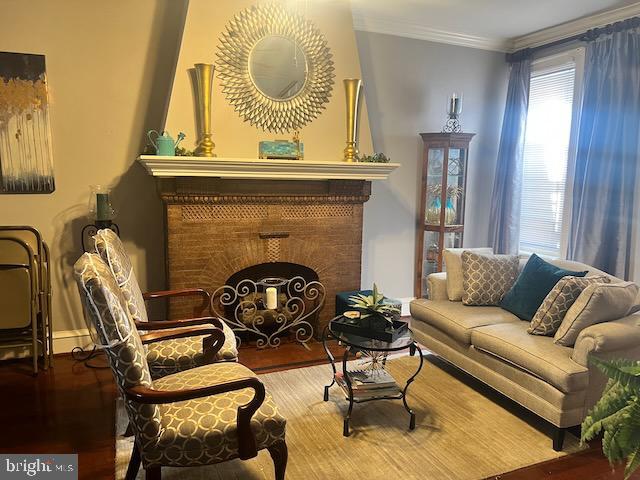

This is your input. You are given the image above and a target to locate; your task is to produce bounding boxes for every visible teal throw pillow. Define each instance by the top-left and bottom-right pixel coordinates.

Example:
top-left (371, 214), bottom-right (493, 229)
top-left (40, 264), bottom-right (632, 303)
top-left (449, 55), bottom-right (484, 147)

top-left (500, 254), bottom-right (587, 321)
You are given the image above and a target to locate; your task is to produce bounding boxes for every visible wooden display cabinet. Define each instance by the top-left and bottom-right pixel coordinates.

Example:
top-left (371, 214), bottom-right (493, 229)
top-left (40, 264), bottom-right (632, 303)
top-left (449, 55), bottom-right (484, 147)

top-left (415, 132), bottom-right (475, 298)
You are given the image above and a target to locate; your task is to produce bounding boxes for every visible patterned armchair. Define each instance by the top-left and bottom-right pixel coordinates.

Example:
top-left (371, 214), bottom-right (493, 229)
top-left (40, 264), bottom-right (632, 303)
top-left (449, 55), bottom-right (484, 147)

top-left (93, 228), bottom-right (237, 378)
top-left (74, 253), bottom-right (287, 480)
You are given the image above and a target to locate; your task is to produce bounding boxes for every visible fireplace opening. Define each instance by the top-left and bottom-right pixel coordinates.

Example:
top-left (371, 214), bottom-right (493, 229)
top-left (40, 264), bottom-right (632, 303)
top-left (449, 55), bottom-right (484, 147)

top-left (226, 262), bottom-right (318, 287)
top-left (212, 262), bottom-right (325, 348)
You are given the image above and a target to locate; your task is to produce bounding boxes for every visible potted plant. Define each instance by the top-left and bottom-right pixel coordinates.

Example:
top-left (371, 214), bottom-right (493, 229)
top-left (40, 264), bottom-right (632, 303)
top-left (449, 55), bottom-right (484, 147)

top-left (581, 357), bottom-right (640, 479)
top-left (348, 284), bottom-right (400, 332)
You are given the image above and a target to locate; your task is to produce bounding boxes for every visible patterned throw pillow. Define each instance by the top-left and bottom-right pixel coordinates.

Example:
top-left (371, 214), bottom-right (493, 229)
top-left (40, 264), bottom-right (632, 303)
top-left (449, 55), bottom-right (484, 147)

top-left (462, 251), bottom-right (519, 306)
top-left (554, 281), bottom-right (640, 347)
top-left (528, 275), bottom-right (610, 336)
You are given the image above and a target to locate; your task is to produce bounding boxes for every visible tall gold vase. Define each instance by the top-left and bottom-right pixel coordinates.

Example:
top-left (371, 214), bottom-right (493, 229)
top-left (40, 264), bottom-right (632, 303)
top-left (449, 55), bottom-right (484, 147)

top-left (343, 78), bottom-right (362, 162)
top-left (192, 63), bottom-right (216, 157)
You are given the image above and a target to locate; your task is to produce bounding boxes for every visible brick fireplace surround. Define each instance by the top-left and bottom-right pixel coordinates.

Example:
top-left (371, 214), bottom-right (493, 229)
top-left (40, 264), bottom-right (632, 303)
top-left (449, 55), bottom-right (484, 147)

top-left (158, 177), bottom-right (371, 337)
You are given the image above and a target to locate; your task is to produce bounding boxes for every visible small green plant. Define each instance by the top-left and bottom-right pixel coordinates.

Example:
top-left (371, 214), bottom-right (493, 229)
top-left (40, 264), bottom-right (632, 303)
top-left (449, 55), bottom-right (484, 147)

top-left (581, 357), bottom-right (640, 479)
top-left (356, 152), bottom-right (391, 163)
top-left (348, 284), bottom-right (400, 325)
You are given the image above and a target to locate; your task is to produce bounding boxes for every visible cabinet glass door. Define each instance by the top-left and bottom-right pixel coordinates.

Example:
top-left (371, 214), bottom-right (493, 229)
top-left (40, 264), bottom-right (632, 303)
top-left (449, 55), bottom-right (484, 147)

top-left (421, 231), bottom-right (439, 296)
top-left (445, 148), bottom-right (465, 225)
top-left (425, 148), bottom-right (444, 225)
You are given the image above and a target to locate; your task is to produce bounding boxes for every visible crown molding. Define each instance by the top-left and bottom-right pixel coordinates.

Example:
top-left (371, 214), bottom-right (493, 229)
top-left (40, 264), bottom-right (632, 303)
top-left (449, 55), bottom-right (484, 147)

top-left (351, 11), bottom-right (511, 52)
top-left (352, 3), bottom-right (640, 53)
top-left (511, 3), bottom-right (640, 51)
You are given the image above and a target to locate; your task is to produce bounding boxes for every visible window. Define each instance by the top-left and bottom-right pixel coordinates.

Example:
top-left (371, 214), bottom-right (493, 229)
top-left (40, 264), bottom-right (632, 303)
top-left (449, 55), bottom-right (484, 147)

top-left (519, 52), bottom-right (583, 258)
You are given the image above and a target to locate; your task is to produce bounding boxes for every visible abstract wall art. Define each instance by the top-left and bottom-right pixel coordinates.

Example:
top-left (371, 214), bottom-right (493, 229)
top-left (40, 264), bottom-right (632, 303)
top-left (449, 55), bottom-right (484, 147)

top-left (0, 52), bottom-right (55, 193)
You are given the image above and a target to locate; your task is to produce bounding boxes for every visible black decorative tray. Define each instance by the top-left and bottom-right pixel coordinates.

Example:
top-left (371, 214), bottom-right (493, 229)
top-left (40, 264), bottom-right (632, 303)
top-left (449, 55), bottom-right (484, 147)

top-left (331, 316), bottom-right (409, 342)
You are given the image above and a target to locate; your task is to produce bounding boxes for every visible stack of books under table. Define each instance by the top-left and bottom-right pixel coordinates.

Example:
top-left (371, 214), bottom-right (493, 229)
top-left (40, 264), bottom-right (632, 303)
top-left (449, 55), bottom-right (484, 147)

top-left (335, 368), bottom-right (400, 399)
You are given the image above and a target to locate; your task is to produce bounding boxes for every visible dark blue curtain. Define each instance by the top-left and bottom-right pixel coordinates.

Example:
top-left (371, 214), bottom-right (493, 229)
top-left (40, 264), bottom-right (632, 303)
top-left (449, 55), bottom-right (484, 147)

top-left (489, 58), bottom-right (531, 254)
top-left (567, 20), bottom-right (640, 279)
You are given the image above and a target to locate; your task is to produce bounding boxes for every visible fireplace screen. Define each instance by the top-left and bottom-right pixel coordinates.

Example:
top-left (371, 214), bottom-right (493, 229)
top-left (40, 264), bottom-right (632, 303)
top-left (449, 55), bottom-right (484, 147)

top-left (211, 262), bottom-right (325, 348)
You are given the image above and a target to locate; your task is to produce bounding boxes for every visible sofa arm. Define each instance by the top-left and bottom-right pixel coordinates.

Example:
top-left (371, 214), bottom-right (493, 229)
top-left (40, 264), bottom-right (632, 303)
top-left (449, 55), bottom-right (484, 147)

top-left (427, 272), bottom-right (448, 301)
top-left (571, 314), bottom-right (640, 366)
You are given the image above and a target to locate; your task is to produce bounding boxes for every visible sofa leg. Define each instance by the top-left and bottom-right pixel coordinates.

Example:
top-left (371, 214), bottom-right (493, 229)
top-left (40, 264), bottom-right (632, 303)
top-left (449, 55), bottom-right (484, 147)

top-left (268, 440), bottom-right (288, 480)
top-left (146, 466), bottom-right (161, 480)
top-left (552, 427), bottom-right (566, 451)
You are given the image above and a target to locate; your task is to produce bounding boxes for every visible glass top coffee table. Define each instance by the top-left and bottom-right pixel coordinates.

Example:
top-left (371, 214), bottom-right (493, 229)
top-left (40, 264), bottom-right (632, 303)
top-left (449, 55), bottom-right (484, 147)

top-left (322, 316), bottom-right (424, 436)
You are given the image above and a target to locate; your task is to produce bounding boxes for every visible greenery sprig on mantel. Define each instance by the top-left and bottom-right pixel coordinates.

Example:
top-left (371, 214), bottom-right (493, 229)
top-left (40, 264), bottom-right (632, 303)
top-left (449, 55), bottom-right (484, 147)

top-left (356, 152), bottom-right (391, 163)
top-left (581, 357), bottom-right (640, 479)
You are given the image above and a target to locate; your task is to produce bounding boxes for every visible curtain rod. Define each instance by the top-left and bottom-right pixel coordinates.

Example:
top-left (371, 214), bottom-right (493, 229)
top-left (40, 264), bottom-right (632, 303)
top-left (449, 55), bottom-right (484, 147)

top-left (507, 16), bottom-right (640, 63)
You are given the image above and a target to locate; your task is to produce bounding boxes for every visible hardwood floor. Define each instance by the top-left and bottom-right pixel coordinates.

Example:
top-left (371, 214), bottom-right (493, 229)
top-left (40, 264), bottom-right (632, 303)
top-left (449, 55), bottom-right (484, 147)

top-left (0, 342), bottom-right (628, 480)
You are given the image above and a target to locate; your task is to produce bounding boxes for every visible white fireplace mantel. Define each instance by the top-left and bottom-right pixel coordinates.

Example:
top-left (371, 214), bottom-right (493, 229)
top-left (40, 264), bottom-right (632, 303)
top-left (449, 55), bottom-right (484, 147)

top-left (138, 155), bottom-right (399, 181)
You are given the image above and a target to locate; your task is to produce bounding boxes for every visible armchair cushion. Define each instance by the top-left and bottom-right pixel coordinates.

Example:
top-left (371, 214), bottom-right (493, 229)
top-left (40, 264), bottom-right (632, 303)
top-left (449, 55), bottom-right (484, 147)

top-left (147, 335), bottom-right (207, 378)
top-left (148, 362), bottom-right (286, 467)
top-left (147, 321), bottom-right (238, 378)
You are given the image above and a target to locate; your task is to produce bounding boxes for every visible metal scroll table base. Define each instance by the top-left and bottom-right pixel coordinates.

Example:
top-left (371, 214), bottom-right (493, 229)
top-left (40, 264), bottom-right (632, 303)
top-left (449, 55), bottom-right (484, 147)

top-left (322, 324), bottom-right (425, 436)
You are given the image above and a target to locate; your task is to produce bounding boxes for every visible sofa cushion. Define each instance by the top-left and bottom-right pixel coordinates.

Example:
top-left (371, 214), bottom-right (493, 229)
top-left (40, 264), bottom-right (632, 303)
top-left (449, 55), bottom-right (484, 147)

top-left (410, 299), bottom-right (520, 344)
top-left (528, 275), bottom-right (611, 336)
top-left (443, 247), bottom-right (493, 301)
top-left (461, 251), bottom-right (519, 306)
top-left (470, 322), bottom-right (589, 393)
top-left (554, 281), bottom-right (639, 347)
top-left (500, 254), bottom-right (587, 321)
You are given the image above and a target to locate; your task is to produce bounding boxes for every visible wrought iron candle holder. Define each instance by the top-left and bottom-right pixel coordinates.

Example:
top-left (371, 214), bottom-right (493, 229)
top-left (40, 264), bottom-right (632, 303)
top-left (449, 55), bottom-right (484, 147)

top-left (81, 221), bottom-right (119, 253)
top-left (442, 92), bottom-right (463, 133)
top-left (82, 186), bottom-right (119, 252)
top-left (211, 276), bottom-right (325, 349)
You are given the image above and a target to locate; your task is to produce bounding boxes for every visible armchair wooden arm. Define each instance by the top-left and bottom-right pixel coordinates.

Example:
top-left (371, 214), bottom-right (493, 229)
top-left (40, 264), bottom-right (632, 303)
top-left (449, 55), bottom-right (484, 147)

top-left (143, 288), bottom-right (210, 317)
top-left (135, 317), bottom-right (223, 331)
top-left (139, 325), bottom-right (225, 363)
top-left (125, 376), bottom-right (266, 460)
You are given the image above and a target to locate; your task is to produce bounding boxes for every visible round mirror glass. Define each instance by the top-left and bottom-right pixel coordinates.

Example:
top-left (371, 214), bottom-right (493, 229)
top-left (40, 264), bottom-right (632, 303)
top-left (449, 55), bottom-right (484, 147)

top-left (249, 35), bottom-right (308, 100)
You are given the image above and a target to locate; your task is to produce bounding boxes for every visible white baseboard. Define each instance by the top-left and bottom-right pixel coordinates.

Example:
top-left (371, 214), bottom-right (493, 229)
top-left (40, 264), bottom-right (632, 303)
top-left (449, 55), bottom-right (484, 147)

top-left (53, 328), bottom-right (92, 353)
top-left (0, 328), bottom-right (92, 360)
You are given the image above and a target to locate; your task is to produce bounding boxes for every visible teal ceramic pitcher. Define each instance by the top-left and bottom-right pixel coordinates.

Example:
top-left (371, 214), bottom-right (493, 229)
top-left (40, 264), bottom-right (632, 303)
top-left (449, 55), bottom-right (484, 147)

top-left (147, 130), bottom-right (184, 156)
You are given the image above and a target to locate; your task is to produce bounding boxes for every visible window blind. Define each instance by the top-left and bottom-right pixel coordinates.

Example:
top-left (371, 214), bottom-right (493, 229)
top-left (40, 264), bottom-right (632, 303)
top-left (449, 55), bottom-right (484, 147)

top-left (519, 65), bottom-right (576, 257)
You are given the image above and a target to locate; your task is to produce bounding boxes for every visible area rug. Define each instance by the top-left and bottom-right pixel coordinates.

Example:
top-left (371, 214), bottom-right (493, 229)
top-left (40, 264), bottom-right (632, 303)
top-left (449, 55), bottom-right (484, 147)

top-left (115, 355), bottom-right (584, 479)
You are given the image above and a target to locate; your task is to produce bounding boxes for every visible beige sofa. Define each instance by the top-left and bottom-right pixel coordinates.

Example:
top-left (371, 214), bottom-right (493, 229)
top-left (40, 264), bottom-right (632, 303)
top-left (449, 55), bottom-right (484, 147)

top-left (409, 258), bottom-right (640, 450)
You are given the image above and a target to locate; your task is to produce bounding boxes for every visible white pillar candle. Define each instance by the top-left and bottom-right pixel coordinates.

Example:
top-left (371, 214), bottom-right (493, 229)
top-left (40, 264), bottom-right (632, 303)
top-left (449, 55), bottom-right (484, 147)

top-left (266, 287), bottom-right (278, 310)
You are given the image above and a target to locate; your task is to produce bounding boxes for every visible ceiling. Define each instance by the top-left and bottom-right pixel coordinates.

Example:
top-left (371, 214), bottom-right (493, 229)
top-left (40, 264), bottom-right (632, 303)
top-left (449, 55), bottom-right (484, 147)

top-left (351, 0), bottom-right (640, 46)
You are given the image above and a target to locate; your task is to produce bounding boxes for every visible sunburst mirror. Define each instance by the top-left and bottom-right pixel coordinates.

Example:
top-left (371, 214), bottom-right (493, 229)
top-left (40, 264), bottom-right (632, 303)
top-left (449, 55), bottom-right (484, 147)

top-left (216, 4), bottom-right (335, 133)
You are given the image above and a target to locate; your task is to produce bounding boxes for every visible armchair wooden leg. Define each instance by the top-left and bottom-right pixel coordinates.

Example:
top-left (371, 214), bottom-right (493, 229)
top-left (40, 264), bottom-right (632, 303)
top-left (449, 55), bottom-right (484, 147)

top-left (145, 466), bottom-right (161, 480)
top-left (552, 427), bottom-right (566, 451)
top-left (268, 440), bottom-right (288, 480)
top-left (125, 444), bottom-right (141, 480)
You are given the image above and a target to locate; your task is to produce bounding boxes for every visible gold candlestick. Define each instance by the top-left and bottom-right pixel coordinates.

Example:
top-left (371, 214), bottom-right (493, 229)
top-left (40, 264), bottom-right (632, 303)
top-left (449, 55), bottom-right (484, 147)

top-left (192, 63), bottom-right (216, 157)
top-left (343, 78), bottom-right (363, 162)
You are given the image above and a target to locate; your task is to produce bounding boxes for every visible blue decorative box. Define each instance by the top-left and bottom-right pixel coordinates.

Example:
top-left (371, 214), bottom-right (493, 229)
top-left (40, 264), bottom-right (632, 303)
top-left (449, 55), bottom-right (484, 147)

top-left (335, 290), bottom-right (402, 317)
top-left (259, 140), bottom-right (304, 160)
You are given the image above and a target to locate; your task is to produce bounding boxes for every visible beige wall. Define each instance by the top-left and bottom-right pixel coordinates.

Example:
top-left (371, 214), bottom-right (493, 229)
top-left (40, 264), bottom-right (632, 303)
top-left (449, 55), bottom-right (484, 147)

top-left (165, 0), bottom-right (373, 161)
top-left (0, 0), bottom-right (373, 349)
top-left (0, 0), bottom-right (188, 344)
